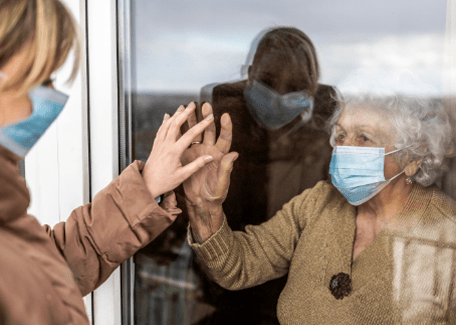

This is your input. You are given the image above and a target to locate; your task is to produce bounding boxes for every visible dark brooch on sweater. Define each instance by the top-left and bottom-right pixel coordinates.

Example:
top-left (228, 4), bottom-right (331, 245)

top-left (329, 272), bottom-right (351, 300)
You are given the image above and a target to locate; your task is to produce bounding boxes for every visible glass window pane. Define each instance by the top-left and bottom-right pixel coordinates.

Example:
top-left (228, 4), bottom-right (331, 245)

top-left (122, 1), bottom-right (448, 324)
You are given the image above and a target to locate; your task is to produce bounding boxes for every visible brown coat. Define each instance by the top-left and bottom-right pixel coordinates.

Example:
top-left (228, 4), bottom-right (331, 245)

top-left (0, 146), bottom-right (179, 324)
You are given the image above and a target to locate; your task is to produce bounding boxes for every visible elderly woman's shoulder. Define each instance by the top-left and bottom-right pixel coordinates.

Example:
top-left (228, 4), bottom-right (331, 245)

top-left (429, 185), bottom-right (456, 220)
top-left (410, 184), bottom-right (456, 245)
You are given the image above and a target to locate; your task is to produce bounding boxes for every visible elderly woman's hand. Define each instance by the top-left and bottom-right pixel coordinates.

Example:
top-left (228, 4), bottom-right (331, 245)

top-left (142, 102), bottom-right (215, 200)
top-left (181, 103), bottom-right (238, 243)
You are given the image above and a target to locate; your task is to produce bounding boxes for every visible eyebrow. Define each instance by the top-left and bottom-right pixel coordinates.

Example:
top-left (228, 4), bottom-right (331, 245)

top-left (335, 124), bottom-right (346, 132)
top-left (336, 123), bottom-right (377, 132)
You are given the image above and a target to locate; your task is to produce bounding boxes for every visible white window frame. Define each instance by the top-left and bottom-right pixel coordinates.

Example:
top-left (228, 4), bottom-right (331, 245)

top-left (86, 0), bottom-right (122, 324)
top-left (25, 0), bottom-right (122, 324)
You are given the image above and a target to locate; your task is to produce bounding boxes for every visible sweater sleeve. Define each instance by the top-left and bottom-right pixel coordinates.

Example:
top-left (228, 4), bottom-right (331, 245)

top-left (43, 160), bottom-right (177, 296)
top-left (189, 182), bottom-right (326, 291)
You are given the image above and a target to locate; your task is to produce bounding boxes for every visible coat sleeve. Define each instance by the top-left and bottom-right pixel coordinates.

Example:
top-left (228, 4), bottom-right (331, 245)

top-left (189, 182), bottom-right (327, 291)
top-left (43, 160), bottom-right (177, 297)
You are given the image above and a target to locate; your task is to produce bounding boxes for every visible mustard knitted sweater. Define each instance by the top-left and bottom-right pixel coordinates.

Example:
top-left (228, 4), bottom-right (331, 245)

top-left (190, 181), bottom-right (456, 324)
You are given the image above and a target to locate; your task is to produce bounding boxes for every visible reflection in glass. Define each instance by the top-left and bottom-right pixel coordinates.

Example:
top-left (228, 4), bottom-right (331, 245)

top-left (121, 0), bottom-right (449, 323)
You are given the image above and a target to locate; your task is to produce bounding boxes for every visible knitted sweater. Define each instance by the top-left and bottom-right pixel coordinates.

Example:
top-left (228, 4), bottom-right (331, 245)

top-left (190, 181), bottom-right (456, 324)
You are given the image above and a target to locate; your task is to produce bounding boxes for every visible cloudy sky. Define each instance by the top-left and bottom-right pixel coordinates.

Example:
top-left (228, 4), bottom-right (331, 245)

top-left (131, 0), bottom-right (448, 95)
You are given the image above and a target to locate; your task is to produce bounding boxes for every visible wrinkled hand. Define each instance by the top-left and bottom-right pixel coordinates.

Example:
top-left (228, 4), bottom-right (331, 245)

top-left (142, 102), bottom-right (215, 199)
top-left (182, 103), bottom-right (238, 209)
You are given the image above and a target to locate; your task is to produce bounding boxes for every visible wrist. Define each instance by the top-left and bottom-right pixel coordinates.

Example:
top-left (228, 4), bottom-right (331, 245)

top-left (145, 183), bottom-right (160, 201)
top-left (185, 198), bottom-right (223, 243)
top-left (141, 172), bottom-right (160, 200)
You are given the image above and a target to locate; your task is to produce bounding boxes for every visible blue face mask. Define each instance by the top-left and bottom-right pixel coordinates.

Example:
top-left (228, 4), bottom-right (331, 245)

top-left (329, 145), bottom-right (406, 206)
top-left (244, 80), bottom-right (314, 130)
top-left (0, 86), bottom-right (69, 158)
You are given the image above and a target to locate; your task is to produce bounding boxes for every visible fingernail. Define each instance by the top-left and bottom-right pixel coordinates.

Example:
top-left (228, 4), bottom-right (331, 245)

top-left (233, 154), bottom-right (239, 161)
top-left (163, 113), bottom-right (170, 120)
top-left (205, 114), bottom-right (214, 120)
top-left (177, 105), bottom-right (185, 112)
top-left (204, 156), bottom-right (213, 161)
top-left (188, 102), bottom-right (195, 109)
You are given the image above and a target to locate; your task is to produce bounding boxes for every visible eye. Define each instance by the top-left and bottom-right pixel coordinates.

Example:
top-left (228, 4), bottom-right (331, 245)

top-left (336, 133), bottom-right (346, 142)
top-left (360, 135), bottom-right (370, 142)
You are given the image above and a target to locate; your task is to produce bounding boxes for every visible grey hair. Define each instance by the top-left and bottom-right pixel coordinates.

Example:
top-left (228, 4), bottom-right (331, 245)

top-left (327, 92), bottom-right (454, 186)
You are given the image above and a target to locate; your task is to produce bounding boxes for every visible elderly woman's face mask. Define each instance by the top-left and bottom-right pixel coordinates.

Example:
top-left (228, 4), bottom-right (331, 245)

top-left (329, 146), bottom-right (407, 205)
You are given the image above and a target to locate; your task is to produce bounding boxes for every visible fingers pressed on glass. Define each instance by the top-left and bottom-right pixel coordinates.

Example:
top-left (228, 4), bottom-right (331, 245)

top-left (215, 113), bottom-right (232, 154)
top-left (168, 102), bottom-right (197, 140)
top-left (216, 151), bottom-right (239, 192)
top-left (177, 113), bottom-right (214, 152)
top-left (186, 107), bottom-right (203, 144)
top-left (201, 103), bottom-right (216, 146)
top-left (155, 113), bottom-right (172, 143)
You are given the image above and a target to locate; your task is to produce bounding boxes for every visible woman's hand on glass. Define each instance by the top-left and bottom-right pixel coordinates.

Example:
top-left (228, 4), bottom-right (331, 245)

top-left (142, 102), bottom-right (215, 199)
top-left (182, 103), bottom-right (238, 208)
top-left (181, 103), bottom-right (238, 243)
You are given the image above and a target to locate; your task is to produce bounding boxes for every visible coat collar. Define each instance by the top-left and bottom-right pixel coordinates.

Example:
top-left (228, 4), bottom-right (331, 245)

top-left (0, 146), bottom-right (29, 224)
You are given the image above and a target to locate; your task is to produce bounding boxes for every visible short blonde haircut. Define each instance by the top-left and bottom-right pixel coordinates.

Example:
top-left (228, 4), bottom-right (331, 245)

top-left (0, 0), bottom-right (80, 93)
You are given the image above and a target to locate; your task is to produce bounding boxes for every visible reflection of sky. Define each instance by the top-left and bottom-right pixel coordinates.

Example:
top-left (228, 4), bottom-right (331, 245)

top-left (132, 0), bottom-right (447, 95)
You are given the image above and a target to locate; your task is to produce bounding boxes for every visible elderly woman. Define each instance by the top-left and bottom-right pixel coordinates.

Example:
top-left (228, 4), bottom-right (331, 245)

top-left (182, 75), bottom-right (456, 323)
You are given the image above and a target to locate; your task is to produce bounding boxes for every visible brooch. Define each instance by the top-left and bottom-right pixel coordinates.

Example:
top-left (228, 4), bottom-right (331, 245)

top-left (329, 272), bottom-right (351, 300)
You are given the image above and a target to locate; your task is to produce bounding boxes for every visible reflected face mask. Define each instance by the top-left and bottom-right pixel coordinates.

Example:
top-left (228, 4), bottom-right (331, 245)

top-left (329, 145), bottom-right (405, 206)
top-left (243, 80), bottom-right (314, 130)
top-left (0, 86), bottom-right (69, 158)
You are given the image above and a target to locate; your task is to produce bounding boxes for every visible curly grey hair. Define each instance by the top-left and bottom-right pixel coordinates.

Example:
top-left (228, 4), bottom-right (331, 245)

top-left (327, 92), bottom-right (454, 186)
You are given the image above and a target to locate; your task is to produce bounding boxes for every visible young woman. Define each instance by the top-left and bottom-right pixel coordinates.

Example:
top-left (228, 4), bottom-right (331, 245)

top-left (0, 1), bottom-right (218, 323)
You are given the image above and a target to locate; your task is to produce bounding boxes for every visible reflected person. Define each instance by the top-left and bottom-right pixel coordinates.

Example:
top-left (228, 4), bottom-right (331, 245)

top-left (0, 1), bottom-right (218, 323)
top-left (182, 72), bottom-right (456, 324)
top-left (191, 27), bottom-right (338, 323)
top-left (199, 26), bottom-right (337, 228)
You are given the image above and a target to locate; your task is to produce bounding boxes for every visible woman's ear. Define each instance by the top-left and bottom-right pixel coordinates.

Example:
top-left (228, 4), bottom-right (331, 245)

top-left (404, 158), bottom-right (423, 177)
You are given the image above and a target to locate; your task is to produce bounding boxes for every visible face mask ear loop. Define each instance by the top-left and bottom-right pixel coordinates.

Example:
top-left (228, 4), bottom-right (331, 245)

top-left (387, 170), bottom-right (405, 182)
top-left (384, 145), bottom-right (412, 181)
top-left (385, 145), bottom-right (413, 156)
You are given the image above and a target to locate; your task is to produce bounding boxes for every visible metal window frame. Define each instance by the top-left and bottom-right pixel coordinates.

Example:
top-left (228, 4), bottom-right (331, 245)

top-left (117, 0), bottom-right (135, 323)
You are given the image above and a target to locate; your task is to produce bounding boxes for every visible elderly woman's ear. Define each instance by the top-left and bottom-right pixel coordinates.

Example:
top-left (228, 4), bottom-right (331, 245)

top-left (404, 158), bottom-right (423, 177)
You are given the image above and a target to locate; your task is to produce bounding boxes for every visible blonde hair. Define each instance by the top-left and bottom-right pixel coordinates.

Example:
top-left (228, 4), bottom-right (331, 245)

top-left (0, 0), bottom-right (80, 93)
